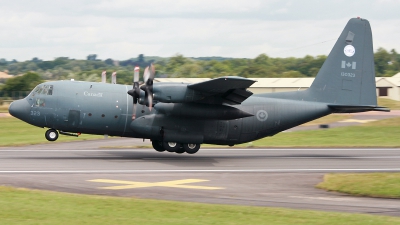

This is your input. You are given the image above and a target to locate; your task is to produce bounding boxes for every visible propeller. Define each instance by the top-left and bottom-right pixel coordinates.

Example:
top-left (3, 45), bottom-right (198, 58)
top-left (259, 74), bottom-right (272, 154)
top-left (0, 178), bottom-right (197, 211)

top-left (127, 66), bottom-right (140, 120)
top-left (140, 63), bottom-right (155, 111)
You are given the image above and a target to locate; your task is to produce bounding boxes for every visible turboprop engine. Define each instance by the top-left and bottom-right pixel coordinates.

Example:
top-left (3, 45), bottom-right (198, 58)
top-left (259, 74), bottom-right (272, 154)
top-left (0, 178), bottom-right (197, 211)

top-left (137, 83), bottom-right (204, 105)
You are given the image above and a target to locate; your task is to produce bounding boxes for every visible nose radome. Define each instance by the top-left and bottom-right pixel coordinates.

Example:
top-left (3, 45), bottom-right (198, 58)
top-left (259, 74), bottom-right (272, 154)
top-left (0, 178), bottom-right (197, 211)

top-left (8, 99), bottom-right (31, 122)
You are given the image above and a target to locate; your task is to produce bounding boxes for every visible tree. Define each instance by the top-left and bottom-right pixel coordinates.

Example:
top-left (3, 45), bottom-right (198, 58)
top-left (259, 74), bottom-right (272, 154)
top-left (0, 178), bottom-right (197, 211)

top-left (137, 54), bottom-right (145, 63)
top-left (104, 58), bottom-right (114, 66)
top-left (87, 54), bottom-right (97, 61)
top-left (165, 54), bottom-right (188, 73)
top-left (374, 48), bottom-right (391, 76)
top-left (2, 72), bottom-right (43, 91)
top-left (0, 58), bottom-right (7, 66)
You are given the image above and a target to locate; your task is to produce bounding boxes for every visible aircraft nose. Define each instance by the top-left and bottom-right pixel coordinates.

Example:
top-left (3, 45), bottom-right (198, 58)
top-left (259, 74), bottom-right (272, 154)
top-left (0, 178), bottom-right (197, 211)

top-left (8, 99), bottom-right (31, 122)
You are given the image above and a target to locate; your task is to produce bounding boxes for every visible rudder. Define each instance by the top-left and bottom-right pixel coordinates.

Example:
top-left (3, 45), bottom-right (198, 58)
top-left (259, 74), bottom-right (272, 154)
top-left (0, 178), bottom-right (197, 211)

top-left (308, 18), bottom-right (377, 106)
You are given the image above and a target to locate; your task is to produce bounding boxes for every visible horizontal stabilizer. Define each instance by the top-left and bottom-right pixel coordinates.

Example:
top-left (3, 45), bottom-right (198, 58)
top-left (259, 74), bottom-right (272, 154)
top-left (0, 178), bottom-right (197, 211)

top-left (328, 104), bottom-right (390, 113)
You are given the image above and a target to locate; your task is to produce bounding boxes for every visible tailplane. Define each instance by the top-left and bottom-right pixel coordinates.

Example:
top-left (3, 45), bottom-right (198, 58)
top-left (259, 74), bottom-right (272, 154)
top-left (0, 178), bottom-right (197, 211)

top-left (307, 17), bottom-right (388, 112)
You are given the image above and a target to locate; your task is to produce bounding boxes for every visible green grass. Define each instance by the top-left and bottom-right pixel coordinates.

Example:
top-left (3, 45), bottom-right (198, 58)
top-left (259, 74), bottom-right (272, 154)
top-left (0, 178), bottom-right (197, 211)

top-left (237, 117), bottom-right (400, 148)
top-left (378, 97), bottom-right (400, 110)
top-left (1, 112), bottom-right (400, 148)
top-left (0, 117), bottom-right (103, 146)
top-left (317, 173), bottom-right (400, 198)
top-left (0, 104), bottom-right (8, 113)
top-left (302, 114), bottom-right (352, 126)
top-left (0, 186), bottom-right (399, 225)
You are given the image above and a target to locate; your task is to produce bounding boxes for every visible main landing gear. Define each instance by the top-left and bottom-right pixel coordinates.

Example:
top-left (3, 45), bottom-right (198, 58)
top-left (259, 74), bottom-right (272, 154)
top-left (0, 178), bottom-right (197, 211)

top-left (152, 140), bottom-right (200, 154)
top-left (45, 129), bottom-right (59, 141)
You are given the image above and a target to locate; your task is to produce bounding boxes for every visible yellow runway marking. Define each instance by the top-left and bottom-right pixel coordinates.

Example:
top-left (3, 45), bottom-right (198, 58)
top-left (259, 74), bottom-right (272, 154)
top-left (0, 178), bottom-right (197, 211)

top-left (88, 179), bottom-right (224, 190)
top-left (339, 119), bottom-right (376, 123)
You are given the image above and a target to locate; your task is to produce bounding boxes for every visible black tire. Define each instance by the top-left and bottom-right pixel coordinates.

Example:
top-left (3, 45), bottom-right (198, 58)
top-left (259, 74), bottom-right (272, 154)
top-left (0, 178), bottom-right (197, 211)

top-left (45, 129), bottom-right (59, 141)
top-left (175, 148), bottom-right (185, 154)
top-left (183, 143), bottom-right (200, 154)
top-left (163, 142), bottom-right (180, 152)
top-left (152, 140), bottom-right (165, 152)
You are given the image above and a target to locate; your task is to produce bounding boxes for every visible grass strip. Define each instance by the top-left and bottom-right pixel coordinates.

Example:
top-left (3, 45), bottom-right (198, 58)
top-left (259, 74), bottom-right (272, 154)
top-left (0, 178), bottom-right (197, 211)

top-left (236, 117), bottom-right (400, 148)
top-left (378, 97), bottom-right (400, 110)
top-left (0, 186), bottom-right (399, 225)
top-left (0, 117), bottom-right (103, 146)
top-left (316, 173), bottom-right (400, 198)
top-left (1, 113), bottom-right (400, 148)
top-left (301, 114), bottom-right (351, 126)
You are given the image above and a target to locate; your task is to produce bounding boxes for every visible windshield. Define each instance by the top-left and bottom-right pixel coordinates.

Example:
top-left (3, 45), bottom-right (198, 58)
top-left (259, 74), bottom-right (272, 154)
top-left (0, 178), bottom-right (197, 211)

top-left (30, 85), bottom-right (53, 97)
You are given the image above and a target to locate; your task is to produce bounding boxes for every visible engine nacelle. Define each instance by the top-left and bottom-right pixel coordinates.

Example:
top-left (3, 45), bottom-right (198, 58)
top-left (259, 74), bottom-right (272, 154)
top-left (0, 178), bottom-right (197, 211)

top-left (152, 83), bottom-right (204, 103)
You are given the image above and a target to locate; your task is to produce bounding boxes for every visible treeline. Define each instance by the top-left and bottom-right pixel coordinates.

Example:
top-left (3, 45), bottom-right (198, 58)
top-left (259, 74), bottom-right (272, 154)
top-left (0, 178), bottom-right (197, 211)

top-left (0, 47), bottom-right (399, 87)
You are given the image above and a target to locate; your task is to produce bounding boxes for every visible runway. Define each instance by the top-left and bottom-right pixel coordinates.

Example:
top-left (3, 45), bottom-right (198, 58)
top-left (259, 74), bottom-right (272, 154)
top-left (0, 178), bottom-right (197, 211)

top-left (1, 141), bottom-right (400, 217)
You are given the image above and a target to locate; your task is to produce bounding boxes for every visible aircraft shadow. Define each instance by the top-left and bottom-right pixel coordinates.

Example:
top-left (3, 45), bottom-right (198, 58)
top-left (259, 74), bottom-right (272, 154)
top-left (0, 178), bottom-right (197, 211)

top-left (10, 151), bottom-right (359, 167)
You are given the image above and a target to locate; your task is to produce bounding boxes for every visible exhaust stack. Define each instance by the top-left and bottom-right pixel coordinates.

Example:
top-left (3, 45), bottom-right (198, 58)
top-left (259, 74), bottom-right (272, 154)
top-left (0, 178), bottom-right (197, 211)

top-left (101, 71), bottom-right (106, 83)
top-left (112, 72), bottom-right (117, 84)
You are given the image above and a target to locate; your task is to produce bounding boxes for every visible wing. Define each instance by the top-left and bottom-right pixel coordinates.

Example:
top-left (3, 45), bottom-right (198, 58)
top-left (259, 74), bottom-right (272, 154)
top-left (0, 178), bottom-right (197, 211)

top-left (187, 76), bottom-right (256, 105)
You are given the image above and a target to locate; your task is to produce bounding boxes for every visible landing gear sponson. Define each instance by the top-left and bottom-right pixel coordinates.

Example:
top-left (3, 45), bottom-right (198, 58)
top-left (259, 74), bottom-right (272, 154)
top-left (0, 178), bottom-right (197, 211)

top-left (152, 140), bottom-right (200, 154)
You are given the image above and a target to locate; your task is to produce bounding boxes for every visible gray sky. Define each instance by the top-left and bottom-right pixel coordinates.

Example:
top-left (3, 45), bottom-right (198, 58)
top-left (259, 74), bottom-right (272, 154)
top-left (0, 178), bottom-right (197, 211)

top-left (1, 0), bottom-right (399, 61)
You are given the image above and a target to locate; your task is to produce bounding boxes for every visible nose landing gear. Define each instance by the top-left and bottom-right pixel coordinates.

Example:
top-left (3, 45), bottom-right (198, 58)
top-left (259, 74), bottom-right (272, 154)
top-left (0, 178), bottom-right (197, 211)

top-left (45, 129), bottom-right (59, 141)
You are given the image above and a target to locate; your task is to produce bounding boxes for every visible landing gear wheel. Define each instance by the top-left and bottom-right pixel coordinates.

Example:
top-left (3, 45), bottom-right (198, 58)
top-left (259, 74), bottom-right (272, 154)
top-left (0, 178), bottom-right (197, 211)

top-left (183, 143), bottom-right (200, 154)
top-left (152, 140), bottom-right (165, 152)
top-left (163, 142), bottom-right (180, 152)
top-left (45, 129), bottom-right (59, 142)
top-left (175, 147), bottom-right (185, 154)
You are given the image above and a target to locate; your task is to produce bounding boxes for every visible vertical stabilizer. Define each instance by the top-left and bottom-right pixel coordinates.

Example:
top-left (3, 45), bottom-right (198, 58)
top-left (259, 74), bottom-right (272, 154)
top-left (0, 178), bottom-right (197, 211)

top-left (308, 18), bottom-right (377, 106)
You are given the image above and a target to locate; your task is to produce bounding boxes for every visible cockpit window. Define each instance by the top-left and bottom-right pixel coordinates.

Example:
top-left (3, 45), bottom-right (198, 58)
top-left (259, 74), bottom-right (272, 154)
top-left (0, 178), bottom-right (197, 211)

top-left (30, 85), bottom-right (53, 96)
top-left (48, 85), bottom-right (53, 95)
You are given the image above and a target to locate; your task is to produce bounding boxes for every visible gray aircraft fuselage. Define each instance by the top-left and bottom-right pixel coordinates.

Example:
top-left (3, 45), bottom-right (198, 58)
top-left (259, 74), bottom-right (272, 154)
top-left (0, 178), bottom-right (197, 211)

top-left (13, 80), bottom-right (330, 145)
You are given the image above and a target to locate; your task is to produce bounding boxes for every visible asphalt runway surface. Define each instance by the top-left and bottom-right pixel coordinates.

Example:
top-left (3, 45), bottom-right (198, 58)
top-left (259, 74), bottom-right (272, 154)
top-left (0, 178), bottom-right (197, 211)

top-left (1, 140), bottom-right (400, 217)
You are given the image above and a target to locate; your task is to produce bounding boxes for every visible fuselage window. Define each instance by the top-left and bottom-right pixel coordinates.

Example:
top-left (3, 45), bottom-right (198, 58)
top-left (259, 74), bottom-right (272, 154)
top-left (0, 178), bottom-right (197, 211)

top-left (48, 85), bottom-right (53, 95)
top-left (34, 98), bottom-right (45, 107)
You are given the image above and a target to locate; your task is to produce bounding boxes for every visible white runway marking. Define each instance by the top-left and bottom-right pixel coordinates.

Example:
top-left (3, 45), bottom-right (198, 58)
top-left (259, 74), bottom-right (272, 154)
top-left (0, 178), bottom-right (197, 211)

top-left (1, 168), bottom-right (400, 173)
top-left (290, 196), bottom-right (359, 202)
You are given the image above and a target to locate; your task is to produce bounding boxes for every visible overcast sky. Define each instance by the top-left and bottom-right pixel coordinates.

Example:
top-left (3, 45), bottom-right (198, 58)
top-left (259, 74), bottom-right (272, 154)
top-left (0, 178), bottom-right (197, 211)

top-left (1, 0), bottom-right (399, 61)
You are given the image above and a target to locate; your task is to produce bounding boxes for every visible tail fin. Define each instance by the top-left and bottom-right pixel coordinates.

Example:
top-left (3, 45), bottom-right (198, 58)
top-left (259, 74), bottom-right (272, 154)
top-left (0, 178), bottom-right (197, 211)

top-left (308, 18), bottom-right (378, 107)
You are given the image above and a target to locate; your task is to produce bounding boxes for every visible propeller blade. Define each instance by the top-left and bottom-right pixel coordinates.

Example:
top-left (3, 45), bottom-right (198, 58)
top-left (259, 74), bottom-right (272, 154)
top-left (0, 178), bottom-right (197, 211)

top-left (144, 64), bottom-right (155, 111)
top-left (149, 63), bottom-right (155, 80)
top-left (147, 91), bottom-right (153, 111)
top-left (132, 102), bottom-right (137, 120)
top-left (143, 66), bottom-right (150, 83)
top-left (134, 66), bottom-right (139, 83)
top-left (128, 66), bottom-right (141, 120)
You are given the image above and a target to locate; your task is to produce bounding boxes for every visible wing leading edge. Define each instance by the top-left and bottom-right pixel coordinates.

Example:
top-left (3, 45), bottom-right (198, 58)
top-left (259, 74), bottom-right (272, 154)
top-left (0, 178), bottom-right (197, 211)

top-left (188, 76), bottom-right (256, 105)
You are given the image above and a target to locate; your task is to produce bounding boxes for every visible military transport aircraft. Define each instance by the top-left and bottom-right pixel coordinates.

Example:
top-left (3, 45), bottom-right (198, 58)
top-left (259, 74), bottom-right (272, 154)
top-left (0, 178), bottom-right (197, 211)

top-left (9, 18), bottom-right (389, 154)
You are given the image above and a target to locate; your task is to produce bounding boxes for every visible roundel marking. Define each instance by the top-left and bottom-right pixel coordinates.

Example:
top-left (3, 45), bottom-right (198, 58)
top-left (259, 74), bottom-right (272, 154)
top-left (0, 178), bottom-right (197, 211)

top-left (344, 45), bottom-right (355, 57)
top-left (256, 110), bottom-right (268, 122)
